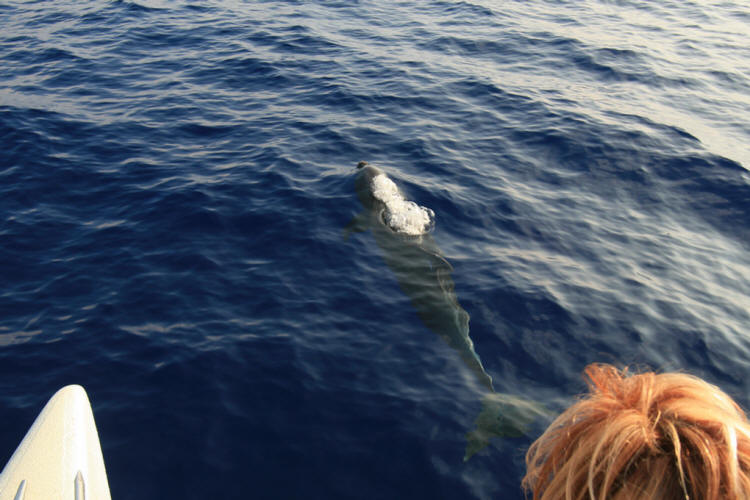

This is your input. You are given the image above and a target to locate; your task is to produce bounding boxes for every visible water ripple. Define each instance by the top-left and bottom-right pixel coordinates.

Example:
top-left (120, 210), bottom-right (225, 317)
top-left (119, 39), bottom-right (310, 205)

top-left (1, 1), bottom-right (749, 498)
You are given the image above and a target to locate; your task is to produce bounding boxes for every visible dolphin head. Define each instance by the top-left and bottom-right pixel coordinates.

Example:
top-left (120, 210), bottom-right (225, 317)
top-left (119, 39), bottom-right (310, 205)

top-left (354, 161), bottom-right (385, 211)
top-left (354, 161), bottom-right (435, 236)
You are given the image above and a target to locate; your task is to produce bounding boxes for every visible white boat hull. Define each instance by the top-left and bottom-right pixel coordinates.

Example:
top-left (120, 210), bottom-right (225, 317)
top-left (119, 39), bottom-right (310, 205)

top-left (0, 385), bottom-right (111, 500)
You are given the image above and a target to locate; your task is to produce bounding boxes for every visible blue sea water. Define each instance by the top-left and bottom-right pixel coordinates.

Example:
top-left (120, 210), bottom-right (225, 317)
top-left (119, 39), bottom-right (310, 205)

top-left (1, 0), bottom-right (749, 498)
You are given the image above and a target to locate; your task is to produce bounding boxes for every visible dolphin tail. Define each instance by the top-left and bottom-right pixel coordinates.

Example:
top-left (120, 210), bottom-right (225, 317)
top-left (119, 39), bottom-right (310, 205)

top-left (463, 393), bottom-right (551, 461)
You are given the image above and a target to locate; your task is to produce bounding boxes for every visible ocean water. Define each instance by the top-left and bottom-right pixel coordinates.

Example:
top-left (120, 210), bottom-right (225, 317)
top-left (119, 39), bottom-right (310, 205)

top-left (1, 0), bottom-right (749, 498)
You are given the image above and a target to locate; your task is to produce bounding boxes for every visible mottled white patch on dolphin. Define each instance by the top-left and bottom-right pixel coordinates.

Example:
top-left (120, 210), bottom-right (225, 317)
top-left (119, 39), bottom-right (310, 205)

top-left (370, 173), bottom-right (435, 236)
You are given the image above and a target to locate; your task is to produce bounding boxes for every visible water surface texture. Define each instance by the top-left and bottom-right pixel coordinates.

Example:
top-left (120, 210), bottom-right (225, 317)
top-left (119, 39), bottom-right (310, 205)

top-left (1, 1), bottom-right (749, 498)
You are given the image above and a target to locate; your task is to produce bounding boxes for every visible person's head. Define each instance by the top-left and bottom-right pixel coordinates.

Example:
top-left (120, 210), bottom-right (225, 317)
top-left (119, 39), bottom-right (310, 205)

top-left (522, 363), bottom-right (750, 500)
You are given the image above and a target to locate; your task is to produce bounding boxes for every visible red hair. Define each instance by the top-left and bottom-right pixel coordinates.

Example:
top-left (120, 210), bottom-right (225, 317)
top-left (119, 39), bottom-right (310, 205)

top-left (522, 364), bottom-right (750, 499)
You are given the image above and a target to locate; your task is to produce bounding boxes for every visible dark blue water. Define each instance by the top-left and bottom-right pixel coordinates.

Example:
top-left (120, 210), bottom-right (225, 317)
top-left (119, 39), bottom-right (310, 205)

top-left (1, 0), bottom-right (749, 498)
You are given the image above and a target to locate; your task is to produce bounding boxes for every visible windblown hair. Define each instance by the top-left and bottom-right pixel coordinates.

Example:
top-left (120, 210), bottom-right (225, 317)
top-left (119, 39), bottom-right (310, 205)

top-left (522, 364), bottom-right (750, 500)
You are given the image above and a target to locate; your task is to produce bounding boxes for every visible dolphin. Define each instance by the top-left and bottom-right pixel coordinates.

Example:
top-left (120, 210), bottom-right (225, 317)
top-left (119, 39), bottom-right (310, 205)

top-left (346, 161), bottom-right (552, 461)
top-left (345, 161), bottom-right (493, 392)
